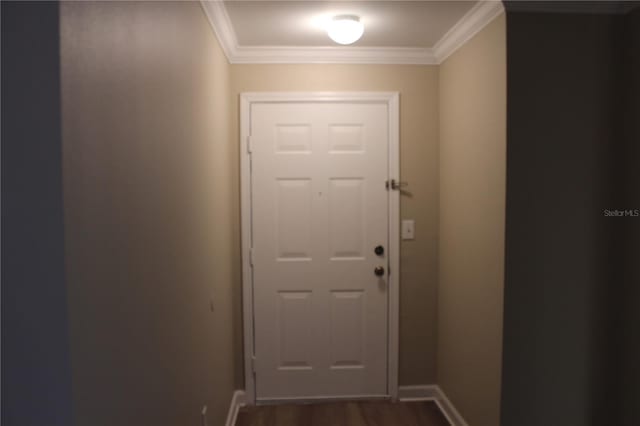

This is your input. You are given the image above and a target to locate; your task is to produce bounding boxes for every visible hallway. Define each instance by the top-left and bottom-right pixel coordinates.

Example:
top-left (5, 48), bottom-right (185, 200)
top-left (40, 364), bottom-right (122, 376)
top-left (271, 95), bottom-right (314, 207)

top-left (3, 1), bottom-right (639, 426)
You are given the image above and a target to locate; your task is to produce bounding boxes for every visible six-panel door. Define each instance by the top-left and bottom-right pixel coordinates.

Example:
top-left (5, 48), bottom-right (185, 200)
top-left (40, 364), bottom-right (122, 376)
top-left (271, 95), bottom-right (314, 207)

top-left (251, 102), bottom-right (389, 400)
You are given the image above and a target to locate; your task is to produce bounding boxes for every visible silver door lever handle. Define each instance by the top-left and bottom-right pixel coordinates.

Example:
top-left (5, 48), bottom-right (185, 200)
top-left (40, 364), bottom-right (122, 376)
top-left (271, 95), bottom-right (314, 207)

top-left (386, 179), bottom-right (408, 190)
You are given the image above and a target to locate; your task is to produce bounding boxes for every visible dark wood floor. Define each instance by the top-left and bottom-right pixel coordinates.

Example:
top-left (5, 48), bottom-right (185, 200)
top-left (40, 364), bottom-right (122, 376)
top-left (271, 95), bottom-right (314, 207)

top-left (236, 400), bottom-right (449, 426)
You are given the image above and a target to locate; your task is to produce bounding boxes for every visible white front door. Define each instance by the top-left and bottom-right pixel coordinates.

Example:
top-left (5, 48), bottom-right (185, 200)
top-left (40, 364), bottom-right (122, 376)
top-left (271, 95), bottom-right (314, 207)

top-left (250, 100), bottom-right (390, 400)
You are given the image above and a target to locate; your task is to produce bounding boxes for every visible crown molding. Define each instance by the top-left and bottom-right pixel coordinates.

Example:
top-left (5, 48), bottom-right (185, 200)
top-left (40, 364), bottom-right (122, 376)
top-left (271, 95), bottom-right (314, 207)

top-left (433, 0), bottom-right (505, 63)
top-left (200, 0), bottom-right (504, 65)
top-left (232, 46), bottom-right (438, 65)
top-left (200, 0), bottom-right (238, 60)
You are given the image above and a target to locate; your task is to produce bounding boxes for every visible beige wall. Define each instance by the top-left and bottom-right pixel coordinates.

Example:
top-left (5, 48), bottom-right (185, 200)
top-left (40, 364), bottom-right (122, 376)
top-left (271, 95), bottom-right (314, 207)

top-left (437, 14), bottom-right (506, 426)
top-left (60, 2), bottom-right (237, 425)
top-left (229, 65), bottom-right (440, 385)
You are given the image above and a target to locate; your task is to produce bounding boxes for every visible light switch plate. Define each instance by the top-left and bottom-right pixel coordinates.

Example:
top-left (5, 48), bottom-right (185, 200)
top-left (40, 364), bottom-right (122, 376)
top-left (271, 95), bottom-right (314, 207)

top-left (402, 219), bottom-right (415, 240)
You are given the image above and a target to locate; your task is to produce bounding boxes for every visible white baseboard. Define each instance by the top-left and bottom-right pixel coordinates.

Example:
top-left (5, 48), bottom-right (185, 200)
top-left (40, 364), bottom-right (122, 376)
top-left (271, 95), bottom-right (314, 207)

top-left (224, 390), bottom-right (247, 426)
top-left (398, 385), bottom-right (469, 426)
top-left (434, 386), bottom-right (469, 426)
top-left (398, 384), bottom-right (441, 401)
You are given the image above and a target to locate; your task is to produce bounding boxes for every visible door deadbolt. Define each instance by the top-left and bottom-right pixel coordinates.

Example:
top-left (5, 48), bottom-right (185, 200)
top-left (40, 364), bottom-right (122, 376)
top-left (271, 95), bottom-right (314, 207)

top-left (374, 245), bottom-right (384, 256)
top-left (374, 266), bottom-right (385, 277)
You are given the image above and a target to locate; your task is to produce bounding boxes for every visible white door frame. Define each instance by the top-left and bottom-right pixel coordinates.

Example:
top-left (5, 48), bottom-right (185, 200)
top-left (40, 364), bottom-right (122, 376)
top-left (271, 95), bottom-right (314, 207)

top-left (240, 92), bottom-right (400, 405)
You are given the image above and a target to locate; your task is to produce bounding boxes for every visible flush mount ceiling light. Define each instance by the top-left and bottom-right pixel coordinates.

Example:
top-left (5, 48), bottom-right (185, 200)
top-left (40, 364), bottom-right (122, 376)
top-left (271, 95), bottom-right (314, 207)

top-left (327, 15), bottom-right (364, 45)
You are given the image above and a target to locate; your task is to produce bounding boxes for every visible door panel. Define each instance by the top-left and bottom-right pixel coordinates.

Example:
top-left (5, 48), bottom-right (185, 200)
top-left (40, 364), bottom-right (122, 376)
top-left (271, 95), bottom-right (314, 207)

top-left (329, 178), bottom-right (365, 259)
top-left (277, 291), bottom-right (313, 369)
top-left (275, 179), bottom-right (312, 260)
top-left (329, 290), bottom-right (365, 368)
top-left (251, 102), bottom-right (389, 399)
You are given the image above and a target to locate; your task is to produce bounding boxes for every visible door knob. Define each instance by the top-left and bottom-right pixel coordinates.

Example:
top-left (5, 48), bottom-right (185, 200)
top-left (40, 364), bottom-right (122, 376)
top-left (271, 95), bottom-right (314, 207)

top-left (374, 266), bottom-right (385, 277)
top-left (374, 245), bottom-right (384, 256)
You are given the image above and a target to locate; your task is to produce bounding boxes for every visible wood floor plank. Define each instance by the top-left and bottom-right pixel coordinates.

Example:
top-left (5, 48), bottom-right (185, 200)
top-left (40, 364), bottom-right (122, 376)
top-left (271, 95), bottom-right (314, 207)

top-left (236, 401), bottom-right (449, 426)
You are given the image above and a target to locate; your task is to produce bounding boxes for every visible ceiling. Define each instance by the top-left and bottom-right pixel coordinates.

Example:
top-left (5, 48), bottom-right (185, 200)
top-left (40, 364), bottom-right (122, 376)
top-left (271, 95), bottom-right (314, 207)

top-left (223, 1), bottom-right (477, 48)
top-left (201, 0), bottom-right (505, 64)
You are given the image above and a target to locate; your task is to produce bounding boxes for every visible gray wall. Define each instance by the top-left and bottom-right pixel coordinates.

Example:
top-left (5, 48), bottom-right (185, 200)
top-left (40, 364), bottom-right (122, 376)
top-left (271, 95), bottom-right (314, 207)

top-left (501, 3), bottom-right (640, 425)
top-left (59, 2), bottom-right (236, 425)
top-left (1, 3), bottom-right (75, 425)
top-left (3, 3), bottom-right (239, 424)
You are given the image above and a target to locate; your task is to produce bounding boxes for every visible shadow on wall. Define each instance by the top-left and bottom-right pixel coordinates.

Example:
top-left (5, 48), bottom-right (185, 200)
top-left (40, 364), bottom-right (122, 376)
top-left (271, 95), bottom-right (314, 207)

top-left (617, 6), bottom-right (640, 425)
top-left (501, 3), bottom-right (640, 426)
top-left (1, 2), bottom-right (75, 425)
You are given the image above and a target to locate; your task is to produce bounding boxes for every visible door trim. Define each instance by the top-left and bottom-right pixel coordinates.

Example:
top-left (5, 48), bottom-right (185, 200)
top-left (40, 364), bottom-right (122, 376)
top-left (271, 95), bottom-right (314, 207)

top-left (240, 92), bottom-right (400, 405)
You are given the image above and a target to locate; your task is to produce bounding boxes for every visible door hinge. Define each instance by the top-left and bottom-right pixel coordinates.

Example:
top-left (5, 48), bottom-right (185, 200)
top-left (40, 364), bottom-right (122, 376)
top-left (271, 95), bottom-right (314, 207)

top-left (251, 355), bottom-right (257, 374)
top-left (250, 247), bottom-right (255, 267)
top-left (247, 135), bottom-right (253, 154)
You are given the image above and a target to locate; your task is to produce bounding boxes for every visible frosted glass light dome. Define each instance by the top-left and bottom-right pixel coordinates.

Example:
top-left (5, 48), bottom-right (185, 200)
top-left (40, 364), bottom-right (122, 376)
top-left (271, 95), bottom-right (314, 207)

top-left (327, 15), bottom-right (364, 45)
